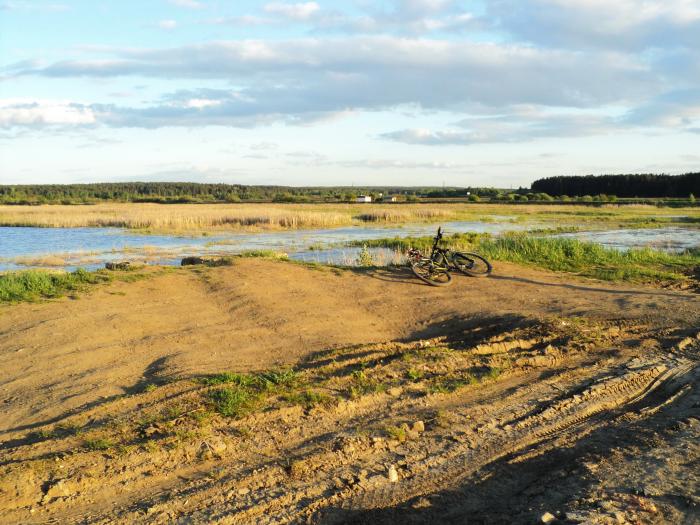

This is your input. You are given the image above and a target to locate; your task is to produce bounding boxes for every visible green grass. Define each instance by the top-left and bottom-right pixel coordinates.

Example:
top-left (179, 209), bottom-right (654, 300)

top-left (207, 387), bottom-right (257, 418)
top-left (238, 250), bottom-right (289, 260)
top-left (84, 437), bottom-right (114, 451)
top-left (477, 234), bottom-right (699, 284)
top-left (0, 268), bottom-right (111, 303)
top-left (201, 369), bottom-right (301, 417)
top-left (348, 369), bottom-right (386, 398)
top-left (283, 389), bottom-right (336, 409)
top-left (427, 375), bottom-right (478, 394)
top-left (356, 232), bottom-right (699, 286)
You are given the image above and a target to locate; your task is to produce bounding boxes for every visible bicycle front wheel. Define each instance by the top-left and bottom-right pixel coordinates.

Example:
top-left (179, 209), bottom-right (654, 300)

top-left (452, 252), bottom-right (492, 277)
top-left (411, 259), bottom-right (452, 287)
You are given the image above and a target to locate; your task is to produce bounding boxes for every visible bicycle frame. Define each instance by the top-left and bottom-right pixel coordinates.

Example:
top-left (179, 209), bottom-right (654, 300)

top-left (426, 227), bottom-right (454, 269)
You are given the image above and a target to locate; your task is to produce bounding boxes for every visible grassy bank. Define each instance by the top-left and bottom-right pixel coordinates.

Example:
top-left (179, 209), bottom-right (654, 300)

top-left (356, 233), bottom-right (699, 286)
top-left (0, 202), bottom-right (697, 233)
top-left (0, 269), bottom-right (110, 303)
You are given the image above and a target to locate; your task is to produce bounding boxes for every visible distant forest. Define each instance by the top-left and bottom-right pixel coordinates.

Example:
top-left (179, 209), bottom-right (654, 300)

top-left (0, 183), bottom-right (474, 205)
top-left (0, 173), bottom-right (698, 204)
top-left (531, 173), bottom-right (699, 198)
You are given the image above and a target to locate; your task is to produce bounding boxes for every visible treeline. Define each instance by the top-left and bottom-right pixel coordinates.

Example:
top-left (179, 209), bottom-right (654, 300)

top-left (0, 183), bottom-right (451, 205)
top-left (531, 173), bottom-right (699, 198)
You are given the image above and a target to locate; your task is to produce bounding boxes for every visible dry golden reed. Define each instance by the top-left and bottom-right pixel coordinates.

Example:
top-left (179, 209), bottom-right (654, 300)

top-left (0, 203), bottom-right (469, 232)
top-left (0, 202), bottom-right (695, 233)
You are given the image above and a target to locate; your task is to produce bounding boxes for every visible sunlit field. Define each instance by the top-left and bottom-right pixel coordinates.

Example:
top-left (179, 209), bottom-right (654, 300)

top-left (0, 202), bottom-right (697, 233)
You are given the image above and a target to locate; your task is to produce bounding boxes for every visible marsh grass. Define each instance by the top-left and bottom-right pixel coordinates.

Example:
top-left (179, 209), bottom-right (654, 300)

top-left (0, 268), bottom-right (110, 303)
top-left (360, 232), bottom-right (699, 285)
top-left (238, 250), bottom-right (289, 260)
top-left (3, 203), bottom-right (695, 233)
top-left (478, 234), bottom-right (699, 283)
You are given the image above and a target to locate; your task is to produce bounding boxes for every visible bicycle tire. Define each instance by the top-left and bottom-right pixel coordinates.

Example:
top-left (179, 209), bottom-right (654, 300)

top-left (410, 259), bottom-right (452, 287)
top-left (452, 252), bottom-right (492, 277)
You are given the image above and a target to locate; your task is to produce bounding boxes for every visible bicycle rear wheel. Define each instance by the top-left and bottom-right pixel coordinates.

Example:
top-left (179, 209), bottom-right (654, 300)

top-left (411, 259), bottom-right (452, 287)
top-left (452, 252), bottom-right (492, 277)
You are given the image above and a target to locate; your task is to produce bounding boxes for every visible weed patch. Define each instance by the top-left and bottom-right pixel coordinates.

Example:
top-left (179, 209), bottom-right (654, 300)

top-left (84, 437), bottom-right (114, 451)
top-left (348, 370), bottom-right (385, 398)
top-left (284, 390), bottom-right (336, 410)
top-left (201, 369), bottom-right (301, 417)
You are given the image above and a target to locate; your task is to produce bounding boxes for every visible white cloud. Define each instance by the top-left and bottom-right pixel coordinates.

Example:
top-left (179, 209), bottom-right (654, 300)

top-left (167, 0), bottom-right (203, 9)
top-left (21, 38), bottom-right (656, 110)
top-left (0, 99), bottom-right (96, 127)
top-left (181, 98), bottom-right (221, 109)
top-left (382, 108), bottom-right (630, 145)
top-left (158, 19), bottom-right (178, 30)
top-left (489, 0), bottom-right (700, 50)
top-left (264, 2), bottom-right (320, 20)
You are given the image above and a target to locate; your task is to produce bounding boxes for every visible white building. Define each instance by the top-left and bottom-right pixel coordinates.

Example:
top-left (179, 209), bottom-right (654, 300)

top-left (356, 195), bottom-right (372, 203)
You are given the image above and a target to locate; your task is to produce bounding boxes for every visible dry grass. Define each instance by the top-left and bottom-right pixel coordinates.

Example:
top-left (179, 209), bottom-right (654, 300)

top-left (0, 203), bottom-right (470, 232)
top-left (0, 203), bottom-right (696, 233)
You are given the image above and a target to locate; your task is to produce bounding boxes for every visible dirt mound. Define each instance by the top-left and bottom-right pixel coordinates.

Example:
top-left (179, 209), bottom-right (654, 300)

top-left (0, 259), bottom-right (698, 523)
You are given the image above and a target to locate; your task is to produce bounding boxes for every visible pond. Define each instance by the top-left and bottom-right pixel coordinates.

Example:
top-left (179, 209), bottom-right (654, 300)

top-left (0, 222), bottom-right (698, 271)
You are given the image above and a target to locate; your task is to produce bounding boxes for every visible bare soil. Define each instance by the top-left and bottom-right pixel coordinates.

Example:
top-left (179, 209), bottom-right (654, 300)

top-left (0, 259), bottom-right (698, 524)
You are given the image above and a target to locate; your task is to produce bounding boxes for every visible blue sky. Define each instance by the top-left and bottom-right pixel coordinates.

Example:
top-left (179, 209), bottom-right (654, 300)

top-left (1, 0), bottom-right (699, 187)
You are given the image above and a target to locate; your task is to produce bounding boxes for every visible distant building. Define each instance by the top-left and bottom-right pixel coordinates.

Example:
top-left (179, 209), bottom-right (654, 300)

top-left (356, 195), bottom-right (372, 203)
top-left (383, 195), bottom-right (397, 202)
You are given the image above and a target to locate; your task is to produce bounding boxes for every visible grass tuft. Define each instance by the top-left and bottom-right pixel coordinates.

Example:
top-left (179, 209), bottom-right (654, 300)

top-left (0, 268), bottom-right (109, 303)
top-left (84, 437), bottom-right (114, 451)
top-left (201, 369), bottom-right (301, 417)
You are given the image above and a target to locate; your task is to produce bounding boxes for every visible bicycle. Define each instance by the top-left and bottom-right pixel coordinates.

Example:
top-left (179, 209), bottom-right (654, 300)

top-left (407, 227), bottom-right (493, 286)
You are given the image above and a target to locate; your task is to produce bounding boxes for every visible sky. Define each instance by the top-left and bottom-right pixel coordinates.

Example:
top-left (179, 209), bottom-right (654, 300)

top-left (1, 0), bottom-right (699, 187)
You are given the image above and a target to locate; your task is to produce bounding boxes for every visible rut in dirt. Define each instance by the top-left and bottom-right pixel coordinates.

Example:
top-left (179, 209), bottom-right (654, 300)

top-left (313, 337), bottom-right (700, 525)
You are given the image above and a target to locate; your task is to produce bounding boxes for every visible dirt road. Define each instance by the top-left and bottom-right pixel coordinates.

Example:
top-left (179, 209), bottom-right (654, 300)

top-left (0, 259), bottom-right (698, 523)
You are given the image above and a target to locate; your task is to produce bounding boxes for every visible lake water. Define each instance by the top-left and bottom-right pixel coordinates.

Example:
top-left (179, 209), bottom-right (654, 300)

top-left (0, 223), bottom-right (698, 272)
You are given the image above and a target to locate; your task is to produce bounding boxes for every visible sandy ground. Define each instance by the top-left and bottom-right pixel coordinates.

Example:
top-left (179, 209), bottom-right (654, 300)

top-left (0, 259), bottom-right (698, 524)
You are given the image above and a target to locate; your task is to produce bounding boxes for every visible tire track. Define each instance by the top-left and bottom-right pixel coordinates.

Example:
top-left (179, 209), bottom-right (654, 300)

top-left (311, 346), bottom-right (698, 523)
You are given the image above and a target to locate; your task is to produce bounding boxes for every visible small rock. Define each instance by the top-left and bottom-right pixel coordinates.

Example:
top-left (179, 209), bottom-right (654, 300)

top-left (209, 439), bottom-right (227, 455)
top-left (387, 465), bottom-right (399, 483)
top-left (541, 511), bottom-right (556, 523)
top-left (105, 261), bottom-right (131, 271)
top-left (412, 421), bottom-right (425, 433)
top-left (181, 256), bottom-right (206, 266)
top-left (406, 430), bottom-right (421, 441)
top-left (43, 479), bottom-right (71, 503)
top-left (387, 387), bottom-right (402, 397)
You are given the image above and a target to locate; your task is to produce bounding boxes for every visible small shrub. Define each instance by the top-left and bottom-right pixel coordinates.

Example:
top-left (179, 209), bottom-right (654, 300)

top-left (427, 375), bottom-right (477, 394)
top-left (385, 425), bottom-right (407, 442)
top-left (482, 366), bottom-right (503, 381)
top-left (356, 244), bottom-right (374, 267)
top-left (284, 390), bottom-right (335, 410)
top-left (208, 387), bottom-right (256, 418)
top-left (348, 370), bottom-right (385, 398)
top-left (406, 368), bottom-right (424, 381)
top-left (84, 437), bottom-right (114, 451)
